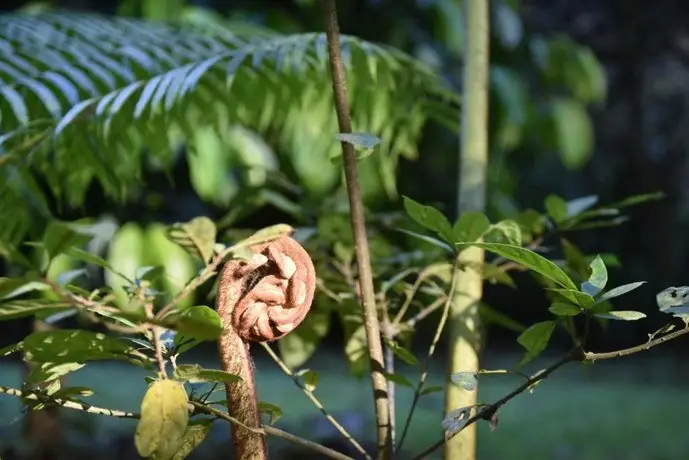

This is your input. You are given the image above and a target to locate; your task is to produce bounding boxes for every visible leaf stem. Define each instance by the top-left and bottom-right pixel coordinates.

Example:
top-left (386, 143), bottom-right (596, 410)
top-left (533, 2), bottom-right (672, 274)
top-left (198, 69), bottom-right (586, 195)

top-left (260, 343), bottom-right (371, 459)
top-left (0, 386), bottom-right (352, 460)
top-left (397, 258), bottom-right (460, 453)
top-left (322, 1), bottom-right (391, 458)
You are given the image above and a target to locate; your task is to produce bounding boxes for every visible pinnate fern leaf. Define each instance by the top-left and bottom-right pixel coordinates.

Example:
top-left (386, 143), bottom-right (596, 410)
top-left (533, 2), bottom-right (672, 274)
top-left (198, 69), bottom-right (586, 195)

top-left (0, 12), bottom-right (459, 245)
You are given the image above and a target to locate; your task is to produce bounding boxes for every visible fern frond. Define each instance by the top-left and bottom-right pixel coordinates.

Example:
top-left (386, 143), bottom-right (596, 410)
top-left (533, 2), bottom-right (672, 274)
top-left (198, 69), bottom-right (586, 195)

top-left (0, 12), bottom-right (459, 245)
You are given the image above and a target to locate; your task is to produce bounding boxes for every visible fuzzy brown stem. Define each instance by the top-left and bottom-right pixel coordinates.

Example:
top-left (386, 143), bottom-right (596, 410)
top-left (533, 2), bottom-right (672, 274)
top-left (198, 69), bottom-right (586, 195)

top-left (216, 235), bottom-right (316, 460)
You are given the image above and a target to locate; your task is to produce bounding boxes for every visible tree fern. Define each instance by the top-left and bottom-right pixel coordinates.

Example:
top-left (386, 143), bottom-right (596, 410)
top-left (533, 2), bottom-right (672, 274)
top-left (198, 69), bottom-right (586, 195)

top-left (0, 12), bottom-right (459, 245)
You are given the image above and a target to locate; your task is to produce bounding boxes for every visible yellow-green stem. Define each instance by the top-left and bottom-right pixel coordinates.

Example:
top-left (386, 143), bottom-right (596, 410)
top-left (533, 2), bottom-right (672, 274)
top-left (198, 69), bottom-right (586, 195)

top-left (444, 0), bottom-right (490, 459)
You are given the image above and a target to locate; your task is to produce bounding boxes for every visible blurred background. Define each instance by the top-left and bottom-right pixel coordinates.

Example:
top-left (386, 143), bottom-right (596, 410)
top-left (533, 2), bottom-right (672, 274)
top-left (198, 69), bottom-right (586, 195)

top-left (1, 0), bottom-right (689, 459)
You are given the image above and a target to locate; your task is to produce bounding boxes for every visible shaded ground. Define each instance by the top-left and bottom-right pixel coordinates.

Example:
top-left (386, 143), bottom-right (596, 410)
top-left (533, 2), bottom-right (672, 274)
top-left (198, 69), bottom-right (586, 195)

top-left (0, 349), bottom-right (686, 459)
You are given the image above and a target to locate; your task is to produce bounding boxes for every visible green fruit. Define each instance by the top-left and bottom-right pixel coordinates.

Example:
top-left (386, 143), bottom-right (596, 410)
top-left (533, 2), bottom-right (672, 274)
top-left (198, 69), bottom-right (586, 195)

top-left (144, 223), bottom-right (197, 309)
top-left (106, 222), bottom-right (145, 310)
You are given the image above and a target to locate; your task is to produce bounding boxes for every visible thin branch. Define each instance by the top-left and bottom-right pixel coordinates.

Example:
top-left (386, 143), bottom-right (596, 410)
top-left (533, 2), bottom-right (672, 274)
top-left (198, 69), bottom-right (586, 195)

top-left (0, 385), bottom-right (352, 460)
top-left (322, 1), bottom-right (391, 458)
top-left (400, 296), bottom-right (447, 331)
top-left (582, 324), bottom-right (689, 361)
top-left (259, 343), bottom-right (371, 460)
top-left (397, 260), bottom-right (460, 453)
top-left (412, 351), bottom-right (576, 460)
top-left (0, 385), bottom-right (137, 418)
top-left (412, 324), bottom-right (689, 460)
top-left (189, 402), bottom-right (354, 460)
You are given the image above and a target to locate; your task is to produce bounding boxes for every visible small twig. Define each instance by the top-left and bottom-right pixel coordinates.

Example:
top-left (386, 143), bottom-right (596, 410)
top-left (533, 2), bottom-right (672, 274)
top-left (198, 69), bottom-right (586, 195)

top-left (0, 386), bottom-right (352, 460)
top-left (582, 324), bottom-right (689, 361)
top-left (260, 343), bottom-right (371, 460)
top-left (392, 277), bottom-right (426, 326)
top-left (397, 259), bottom-right (460, 453)
top-left (0, 385), bottom-right (137, 418)
top-left (412, 351), bottom-right (576, 460)
top-left (399, 296), bottom-right (447, 332)
top-left (323, 1), bottom-right (391, 457)
top-left (413, 324), bottom-right (689, 459)
top-left (189, 402), bottom-right (354, 460)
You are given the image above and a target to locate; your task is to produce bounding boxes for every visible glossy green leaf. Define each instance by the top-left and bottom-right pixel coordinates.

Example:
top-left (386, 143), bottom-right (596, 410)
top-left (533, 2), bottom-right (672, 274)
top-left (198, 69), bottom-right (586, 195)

top-left (452, 212), bottom-right (490, 243)
top-left (457, 242), bottom-right (577, 290)
top-left (23, 330), bottom-right (135, 363)
top-left (544, 195), bottom-right (568, 223)
top-left (173, 364), bottom-right (241, 384)
top-left (484, 219), bottom-right (522, 246)
top-left (593, 311), bottom-right (646, 321)
top-left (599, 281), bottom-right (646, 302)
top-left (258, 401), bottom-right (282, 425)
top-left (165, 306), bottom-right (223, 342)
top-left (548, 288), bottom-right (595, 308)
top-left (278, 309), bottom-right (330, 369)
top-left (551, 98), bottom-right (593, 170)
top-left (383, 372), bottom-right (414, 388)
top-left (581, 255), bottom-right (607, 296)
top-left (517, 321), bottom-right (556, 365)
top-left (548, 302), bottom-right (581, 316)
top-left (171, 419), bottom-right (214, 460)
top-left (402, 196), bottom-right (453, 242)
top-left (42, 221), bottom-right (93, 264)
top-left (0, 298), bottom-right (73, 321)
top-left (167, 217), bottom-right (217, 264)
top-left (450, 371), bottom-right (478, 391)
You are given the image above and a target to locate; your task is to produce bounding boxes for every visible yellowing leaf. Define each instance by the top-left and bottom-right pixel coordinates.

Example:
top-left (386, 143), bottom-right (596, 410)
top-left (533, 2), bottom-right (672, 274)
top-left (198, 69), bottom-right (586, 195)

top-left (135, 379), bottom-right (189, 459)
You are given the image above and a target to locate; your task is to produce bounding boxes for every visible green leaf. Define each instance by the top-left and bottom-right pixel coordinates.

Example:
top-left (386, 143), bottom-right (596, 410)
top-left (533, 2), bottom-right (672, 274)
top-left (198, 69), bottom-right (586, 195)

top-left (295, 369), bottom-right (320, 392)
top-left (278, 309), bottom-right (330, 369)
top-left (613, 191), bottom-right (665, 209)
top-left (484, 219), bottom-right (522, 245)
top-left (23, 330), bottom-right (136, 364)
top-left (167, 217), bottom-right (217, 264)
top-left (344, 325), bottom-right (369, 377)
top-left (599, 281), bottom-right (646, 302)
top-left (548, 288), bottom-right (595, 308)
top-left (382, 372), bottom-right (414, 389)
top-left (481, 263), bottom-right (516, 288)
top-left (402, 196), bottom-right (453, 242)
top-left (548, 302), bottom-right (581, 316)
top-left (565, 195), bottom-right (599, 217)
top-left (593, 311), bottom-right (646, 321)
top-left (450, 372), bottom-right (478, 391)
top-left (42, 221), bottom-right (93, 264)
top-left (258, 401), bottom-right (282, 425)
top-left (452, 212), bottom-right (490, 243)
top-left (551, 98), bottom-right (594, 170)
top-left (544, 195), bottom-right (568, 223)
top-left (135, 379), bottom-right (189, 459)
top-left (173, 364), bottom-right (241, 384)
top-left (517, 321), bottom-right (556, 365)
top-left (0, 299), bottom-right (73, 321)
top-left (25, 362), bottom-right (85, 385)
top-left (457, 242), bottom-right (577, 290)
top-left (420, 385), bottom-right (443, 396)
top-left (385, 339), bottom-right (418, 366)
top-left (581, 255), bottom-right (607, 296)
top-left (335, 132), bottom-right (382, 150)
top-left (229, 224), bottom-right (295, 252)
top-left (171, 419), bottom-right (214, 460)
top-left (165, 306), bottom-right (222, 342)
top-left (396, 229), bottom-right (454, 253)
top-left (656, 286), bottom-right (689, 311)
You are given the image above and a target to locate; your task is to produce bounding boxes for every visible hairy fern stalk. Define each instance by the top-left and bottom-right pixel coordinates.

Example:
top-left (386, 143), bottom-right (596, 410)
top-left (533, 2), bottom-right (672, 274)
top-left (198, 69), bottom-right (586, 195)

top-left (0, 12), bottom-right (459, 244)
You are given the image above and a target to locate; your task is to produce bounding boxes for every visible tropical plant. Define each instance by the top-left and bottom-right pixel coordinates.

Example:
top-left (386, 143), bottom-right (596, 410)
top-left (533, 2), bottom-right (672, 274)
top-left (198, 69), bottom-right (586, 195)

top-left (0, 9), bottom-right (459, 247)
top-left (1, 3), bottom-right (688, 460)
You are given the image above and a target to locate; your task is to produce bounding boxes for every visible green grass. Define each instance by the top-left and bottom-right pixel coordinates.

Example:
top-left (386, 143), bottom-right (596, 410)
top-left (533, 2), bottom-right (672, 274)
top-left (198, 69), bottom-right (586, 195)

top-left (1, 350), bottom-right (686, 459)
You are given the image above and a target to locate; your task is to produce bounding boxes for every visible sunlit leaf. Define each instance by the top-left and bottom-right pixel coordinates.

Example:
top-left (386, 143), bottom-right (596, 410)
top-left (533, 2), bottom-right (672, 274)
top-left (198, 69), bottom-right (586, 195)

top-left (135, 379), bottom-right (189, 459)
